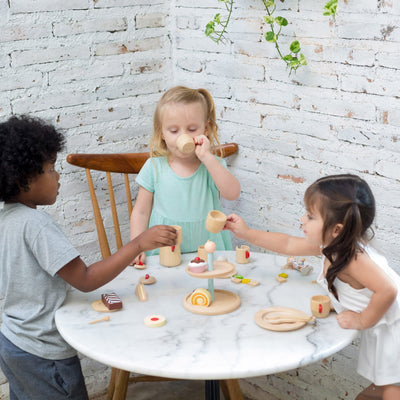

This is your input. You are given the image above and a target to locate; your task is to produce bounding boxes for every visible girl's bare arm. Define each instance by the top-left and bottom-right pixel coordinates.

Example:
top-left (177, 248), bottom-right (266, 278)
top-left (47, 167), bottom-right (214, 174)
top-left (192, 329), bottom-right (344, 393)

top-left (225, 213), bottom-right (321, 256)
top-left (195, 135), bottom-right (240, 201)
top-left (337, 254), bottom-right (398, 330)
top-left (129, 186), bottom-right (154, 264)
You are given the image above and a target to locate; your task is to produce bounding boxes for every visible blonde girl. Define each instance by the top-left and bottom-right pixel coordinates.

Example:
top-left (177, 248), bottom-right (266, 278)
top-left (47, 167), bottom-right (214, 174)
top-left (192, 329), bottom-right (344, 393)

top-left (130, 86), bottom-right (240, 263)
top-left (225, 175), bottom-right (400, 400)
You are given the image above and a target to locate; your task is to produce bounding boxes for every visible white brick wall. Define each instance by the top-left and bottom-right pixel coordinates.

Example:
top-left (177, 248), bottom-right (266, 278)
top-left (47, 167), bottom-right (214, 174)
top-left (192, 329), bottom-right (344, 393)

top-left (0, 0), bottom-right (399, 398)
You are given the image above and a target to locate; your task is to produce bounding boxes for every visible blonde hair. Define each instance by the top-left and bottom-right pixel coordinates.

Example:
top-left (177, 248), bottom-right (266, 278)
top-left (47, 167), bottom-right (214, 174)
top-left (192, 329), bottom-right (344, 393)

top-left (149, 86), bottom-right (222, 158)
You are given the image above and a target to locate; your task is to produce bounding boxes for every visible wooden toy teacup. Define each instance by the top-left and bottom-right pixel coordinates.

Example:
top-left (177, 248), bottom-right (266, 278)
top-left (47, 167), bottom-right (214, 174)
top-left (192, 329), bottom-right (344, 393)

top-left (236, 245), bottom-right (250, 264)
top-left (205, 210), bottom-right (227, 234)
top-left (310, 295), bottom-right (331, 318)
top-left (176, 133), bottom-right (195, 154)
top-left (171, 225), bottom-right (182, 245)
top-left (197, 245), bottom-right (207, 261)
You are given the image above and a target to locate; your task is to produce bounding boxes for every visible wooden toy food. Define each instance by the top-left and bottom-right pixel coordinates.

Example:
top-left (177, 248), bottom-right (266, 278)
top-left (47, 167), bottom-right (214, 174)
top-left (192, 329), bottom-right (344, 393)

top-left (190, 288), bottom-right (212, 307)
top-left (101, 292), bottom-right (123, 310)
top-left (144, 315), bottom-right (166, 328)
top-left (188, 257), bottom-right (207, 273)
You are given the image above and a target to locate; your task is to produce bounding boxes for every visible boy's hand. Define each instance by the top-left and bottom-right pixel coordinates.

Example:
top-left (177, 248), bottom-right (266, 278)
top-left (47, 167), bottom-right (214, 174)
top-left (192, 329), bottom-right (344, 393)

top-left (137, 225), bottom-right (177, 253)
top-left (129, 252), bottom-right (146, 266)
top-left (224, 214), bottom-right (249, 240)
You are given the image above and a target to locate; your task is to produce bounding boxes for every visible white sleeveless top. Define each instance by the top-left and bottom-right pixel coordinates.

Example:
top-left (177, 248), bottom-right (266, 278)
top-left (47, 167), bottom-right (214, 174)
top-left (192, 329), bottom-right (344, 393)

top-left (317, 244), bottom-right (400, 385)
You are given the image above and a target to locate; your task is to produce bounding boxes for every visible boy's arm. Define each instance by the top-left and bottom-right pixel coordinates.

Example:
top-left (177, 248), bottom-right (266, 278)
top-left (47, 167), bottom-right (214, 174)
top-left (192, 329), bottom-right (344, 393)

top-left (225, 213), bottom-right (320, 256)
top-left (58, 225), bottom-right (176, 292)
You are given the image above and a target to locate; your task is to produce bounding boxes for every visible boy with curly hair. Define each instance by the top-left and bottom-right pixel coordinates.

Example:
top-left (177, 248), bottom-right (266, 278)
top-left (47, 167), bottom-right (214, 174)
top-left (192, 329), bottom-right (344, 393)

top-left (0, 115), bottom-right (177, 399)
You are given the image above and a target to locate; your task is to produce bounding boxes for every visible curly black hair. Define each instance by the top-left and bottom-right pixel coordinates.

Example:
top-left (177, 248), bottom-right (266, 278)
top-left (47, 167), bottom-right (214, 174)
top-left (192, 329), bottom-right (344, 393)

top-left (0, 115), bottom-right (65, 202)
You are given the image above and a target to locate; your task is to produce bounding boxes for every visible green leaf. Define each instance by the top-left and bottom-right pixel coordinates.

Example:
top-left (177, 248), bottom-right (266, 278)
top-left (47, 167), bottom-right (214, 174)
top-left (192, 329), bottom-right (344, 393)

top-left (289, 58), bottom-right (300, 68)
top-left (205, 22), bottom-right (215, 37)
top-left (265, 0), bottom-right (275, 7)
top-left (263, 16), bottom-right (275, 24)
top-left (283, 54), bottom-right (293, 61)
top-left (290, 40), bottom-right (301, 53)
top-left (275, 16), bottom-right (288, 26)
top-left (299, 53), bottom-right (307, 65)
top-left (214, 13), bottom-right (221, 24)
top-left (265, 31), bottom-right (277, 43)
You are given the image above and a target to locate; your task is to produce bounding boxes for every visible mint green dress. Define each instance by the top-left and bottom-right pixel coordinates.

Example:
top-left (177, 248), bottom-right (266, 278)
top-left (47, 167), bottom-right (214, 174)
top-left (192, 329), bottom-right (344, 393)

top-left (136, 156), bottom-right (233, 255)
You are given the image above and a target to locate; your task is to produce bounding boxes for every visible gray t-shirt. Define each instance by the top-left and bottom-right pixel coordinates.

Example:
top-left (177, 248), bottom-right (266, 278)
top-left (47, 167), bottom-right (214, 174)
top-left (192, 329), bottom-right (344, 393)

top-left (0, 203), bottom-right (79, 359)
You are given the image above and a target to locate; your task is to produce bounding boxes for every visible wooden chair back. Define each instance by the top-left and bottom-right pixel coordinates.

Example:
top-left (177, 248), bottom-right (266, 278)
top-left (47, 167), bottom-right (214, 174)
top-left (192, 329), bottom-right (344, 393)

top-left (66, 143), bottom-right (238, 260)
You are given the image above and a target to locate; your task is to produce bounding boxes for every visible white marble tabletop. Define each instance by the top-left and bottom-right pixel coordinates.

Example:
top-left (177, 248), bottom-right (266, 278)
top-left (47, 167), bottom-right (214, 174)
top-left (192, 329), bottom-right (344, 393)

top-left (55, 251), bottom-right (358, 380)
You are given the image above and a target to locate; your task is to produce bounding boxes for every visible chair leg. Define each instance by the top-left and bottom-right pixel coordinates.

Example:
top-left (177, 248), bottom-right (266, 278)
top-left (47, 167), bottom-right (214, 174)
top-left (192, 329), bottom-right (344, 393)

top-left (108, 368), bottom-right (130, 400)
top-left (355, 384), bottom-right (383, 400)
top-left (220, 379), bottom-right (243, 400)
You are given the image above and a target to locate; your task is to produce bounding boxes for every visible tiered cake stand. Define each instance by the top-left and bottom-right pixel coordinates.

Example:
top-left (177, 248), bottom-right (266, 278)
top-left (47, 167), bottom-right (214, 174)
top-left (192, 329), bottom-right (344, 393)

top-left (183, 260), bottom-right (240, 315)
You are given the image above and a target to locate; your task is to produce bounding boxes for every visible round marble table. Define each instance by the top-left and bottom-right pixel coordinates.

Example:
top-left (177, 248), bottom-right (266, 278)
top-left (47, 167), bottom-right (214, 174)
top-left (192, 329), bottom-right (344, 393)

top-left (55, 251), bottom-right (358, 398)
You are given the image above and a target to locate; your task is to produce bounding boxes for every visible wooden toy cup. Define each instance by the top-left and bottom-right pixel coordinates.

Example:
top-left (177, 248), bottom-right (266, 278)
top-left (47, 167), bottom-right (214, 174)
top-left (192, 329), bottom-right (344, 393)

top-left (197, 245), bottom-right (207, 261)
top-left (310, 295), bottom-right (331, 318)
top-left (176, 133), bottom-right (195, 154)
top-left (171, 225), bottom-right (182, 245)
top-left (236, 245), bottom-right (250, 264)
top-left (205, 210), bottom-right (227, 234)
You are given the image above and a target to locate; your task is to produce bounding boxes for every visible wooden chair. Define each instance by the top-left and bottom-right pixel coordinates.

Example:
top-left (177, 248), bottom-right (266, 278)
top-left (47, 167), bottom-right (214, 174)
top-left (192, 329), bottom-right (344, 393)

top-left (66, 143), bottom-right (243, 400)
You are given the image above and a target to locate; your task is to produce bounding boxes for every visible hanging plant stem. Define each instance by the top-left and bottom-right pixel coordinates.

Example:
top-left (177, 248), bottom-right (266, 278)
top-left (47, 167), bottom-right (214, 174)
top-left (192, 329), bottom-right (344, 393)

top-left (262, 0), bottom-right (306, 75)
top-left (205, 0), bottom-right (324, 75)
top-left (205, 0), bottom-right (234, 43)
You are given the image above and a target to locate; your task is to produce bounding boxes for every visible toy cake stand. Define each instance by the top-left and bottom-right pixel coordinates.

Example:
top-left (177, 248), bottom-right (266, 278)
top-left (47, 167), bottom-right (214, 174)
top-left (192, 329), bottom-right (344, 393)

top-left (183, 256), bottom-right (240, 316)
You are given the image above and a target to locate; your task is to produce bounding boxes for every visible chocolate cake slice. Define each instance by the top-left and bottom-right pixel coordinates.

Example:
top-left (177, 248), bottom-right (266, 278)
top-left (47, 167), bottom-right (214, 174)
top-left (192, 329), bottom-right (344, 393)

top-left (101, 292), bottom-right (123, 310)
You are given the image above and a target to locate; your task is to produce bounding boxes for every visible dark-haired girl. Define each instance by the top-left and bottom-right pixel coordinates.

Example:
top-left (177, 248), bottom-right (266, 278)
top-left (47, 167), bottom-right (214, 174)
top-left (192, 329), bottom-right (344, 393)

top-left (225, 174), bottom-right (400, 400)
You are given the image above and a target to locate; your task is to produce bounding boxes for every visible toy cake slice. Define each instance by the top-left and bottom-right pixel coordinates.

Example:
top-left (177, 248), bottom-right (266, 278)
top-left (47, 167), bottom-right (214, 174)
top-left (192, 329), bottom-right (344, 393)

top-left (101, 292), bottom-right (123, 310)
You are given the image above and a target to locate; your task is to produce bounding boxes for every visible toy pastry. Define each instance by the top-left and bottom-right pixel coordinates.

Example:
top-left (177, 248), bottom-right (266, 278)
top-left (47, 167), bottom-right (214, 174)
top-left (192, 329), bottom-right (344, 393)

top-left (190, 288), bottom-right (212, 307)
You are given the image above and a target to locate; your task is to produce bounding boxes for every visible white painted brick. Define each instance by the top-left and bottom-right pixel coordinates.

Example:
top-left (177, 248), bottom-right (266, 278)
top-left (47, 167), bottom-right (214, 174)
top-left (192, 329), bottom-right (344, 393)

top-left (53, 17), bottom-right (128, 36)
top-left (12, 89), bottom-right (94, 114)
top-left (94, 0), bottom-right (164, 7)
top-left (96, 76), bottom-right (163, 99)
top-left (130, 58), bottom-right (166, 74)
top-left (205, 59), bottom-right (264, 81)
top-left (49, 60), bottom-right (124, 85)
top-left (135, 13), bottom-right (166, 29)
top-left (95, 37), bottom-right (164, 56)
top-left (0, 24), bottom-right (51, 42)
top-left (379, 106), bottom-right (400, 127)
top-left (11, 45), bottom-right (89, 67)
top-left (377, 52), bottom-right (400, 68)
top-left (10, 0), bottom-right (88, 13)
top-left (0, 71), bottom-right (43, 91)
top-left (55, 106), bottom-right (131, 129)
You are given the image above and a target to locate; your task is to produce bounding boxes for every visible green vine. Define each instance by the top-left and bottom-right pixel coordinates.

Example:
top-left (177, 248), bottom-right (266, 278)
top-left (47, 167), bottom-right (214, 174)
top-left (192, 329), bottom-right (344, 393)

top-left (262, 0), bottom-right (306, 75)
top-left (205, 0), bottom-right (234, 44)
top-left (205, 0), bottom-right (337, 75)
top-left (323, 0), bottom-right (338, 19)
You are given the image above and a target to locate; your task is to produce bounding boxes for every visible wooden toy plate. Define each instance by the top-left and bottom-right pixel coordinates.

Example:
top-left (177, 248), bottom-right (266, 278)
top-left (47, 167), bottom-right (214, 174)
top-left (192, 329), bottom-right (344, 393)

top-left (254, 306), bottom-right (311, 332)
top-left (185, 260), bottom-right (235, 279)
top-left (183, 289), bottom-right (240, 315)
top-left (91, 300), bottom-right (121, 313)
